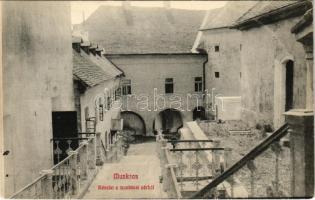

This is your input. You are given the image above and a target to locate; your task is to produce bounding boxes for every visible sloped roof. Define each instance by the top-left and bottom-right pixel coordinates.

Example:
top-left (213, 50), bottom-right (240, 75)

top-left (73, 50), bottom-right (114, 87)
top-left (87, 53), bottom-right (123, 77)
top-left (201, 1), bottom-right (257, 30)
top-left (73, 5), bottom-right (205, 54)
top-left (236, 1), bottom-right (298, 23)
top-left (234, 1), bottom-right (312, 30)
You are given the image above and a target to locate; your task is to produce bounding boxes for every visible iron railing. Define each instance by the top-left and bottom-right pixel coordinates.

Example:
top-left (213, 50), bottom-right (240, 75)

top-left (10, 132), bottom-right (125, 199)
top-left (157, 132), bottom-right (230, 198)
top-left (191, 123), bottom-right (290, 198)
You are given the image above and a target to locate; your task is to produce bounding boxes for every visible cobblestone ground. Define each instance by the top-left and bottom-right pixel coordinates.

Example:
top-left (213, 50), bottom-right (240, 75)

top-left (83, 141), bottom-right (168, 199)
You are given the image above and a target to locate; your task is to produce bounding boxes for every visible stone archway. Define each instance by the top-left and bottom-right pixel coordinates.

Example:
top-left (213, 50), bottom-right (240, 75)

top-left (153, 108), bottom-right (183, 134)
top-left (121, 111), bottom-right (146, 136)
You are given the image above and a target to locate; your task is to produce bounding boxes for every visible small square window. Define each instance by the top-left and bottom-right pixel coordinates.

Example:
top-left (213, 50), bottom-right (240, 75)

top-left (215, 45), bottom-right (220, 52)
top-left (165, 78), bottom-right (174, 94)
top-left (215, 72), bottom-right (220, 78)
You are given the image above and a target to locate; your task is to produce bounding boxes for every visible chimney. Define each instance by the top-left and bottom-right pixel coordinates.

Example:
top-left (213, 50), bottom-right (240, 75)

top-left (81, 42), bottom-right (90, 54)
top-left (96, 45), bottom-right (103, 56)
top-left (72, 36), bottom-right (82, 53)
top-left (89, 45), bottom-right (96, 56)
top-left (122, 1), bottom-right (131, 9)
top-left (164, 1), bottom-right (174, 24)
top-left (72, 43), bottom-right (81, 53)
top-left (163, 1), bottom-right (171, 9)
top-left (122, 1), bottom-right (133, 25)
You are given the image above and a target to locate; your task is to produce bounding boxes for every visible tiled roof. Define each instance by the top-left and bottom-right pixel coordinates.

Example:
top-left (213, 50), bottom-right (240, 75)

top-left (201, 1), bottom-right (257, 30)
top-left (87, 53), bottom-right (123, 78)
top-left (236, 1), bottom-right (299, 23)
top-left (73, 50), bottom-right (114, 87)
top-left (73, 6), bottom-right (205, 54)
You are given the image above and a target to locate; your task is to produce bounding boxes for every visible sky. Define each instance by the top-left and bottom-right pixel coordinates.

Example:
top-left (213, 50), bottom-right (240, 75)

top-left (71, 1), bottom-right (227, 24)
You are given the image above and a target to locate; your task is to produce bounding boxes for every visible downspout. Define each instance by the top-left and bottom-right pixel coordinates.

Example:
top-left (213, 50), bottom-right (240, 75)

top-left (203, 55), bottom-right (208, 92)
top-left (202, 54), bottom-right (208, 105)
top-left (202, 53), bottom-right (209, 119)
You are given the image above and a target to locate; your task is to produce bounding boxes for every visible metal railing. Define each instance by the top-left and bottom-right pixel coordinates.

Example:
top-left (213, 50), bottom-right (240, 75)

top-left (191, 123), bottom-right (291, 198)
top-left (156, 132), bottom-right (230, 198)
top-left (10, 132), bottom-right (125, 199)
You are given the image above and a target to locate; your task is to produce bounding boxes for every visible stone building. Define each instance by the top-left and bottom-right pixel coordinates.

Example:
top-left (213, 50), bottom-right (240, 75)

top-left (197, 1), bottom-right (313, 129)
top-left (72, 36), bottom-right (124, 150)
top-left (74, 4), bottom-right (208, 136)
top-left (194, 1), bottom-right (256, 99)
top-left (234, 0), bottom-right (312, 129)
top-left (2, 2), bottom-right (74, 197)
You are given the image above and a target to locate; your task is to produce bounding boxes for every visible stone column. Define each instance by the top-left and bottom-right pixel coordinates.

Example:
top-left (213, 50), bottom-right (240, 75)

top-left (285, 110), bottom-right (314, 198)
top-left (304, 44), bottom-right (313, 110)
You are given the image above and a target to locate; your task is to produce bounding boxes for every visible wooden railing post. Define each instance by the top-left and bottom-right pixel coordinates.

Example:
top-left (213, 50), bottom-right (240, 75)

top-left (213, 140), bottom-right (221, 177)
top-left (89, 137), bottom-right (96, 170)
top-left (224, 148), bottom-right (233, 197)
top-left (95, 132), bottom-right (104, 166)
top-left (40, 169), bottom-right (54, 199)
top-left (247, 159), bottom-right (256, 197)
top-left (80, 141), bottom-right (89, 180)
top-left (68, 151), bottom-right (79, 196)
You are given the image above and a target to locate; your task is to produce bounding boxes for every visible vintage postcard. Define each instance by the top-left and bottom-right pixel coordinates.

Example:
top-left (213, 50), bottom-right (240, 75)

top-left (0, 1), bottom-right (314, 199)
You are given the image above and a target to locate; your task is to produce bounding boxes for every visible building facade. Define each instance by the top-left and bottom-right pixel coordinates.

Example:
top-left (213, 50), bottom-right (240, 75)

top-left (72, 37), bottom-right (124, 150)
top-left (75, 4), bottom-right (208, 136)
top-left (107, 53), bottom-right (207, 135)
top-left (234, 1), bottom-right (312, 129)
top-left (2, 2), bottom-right (74, 197)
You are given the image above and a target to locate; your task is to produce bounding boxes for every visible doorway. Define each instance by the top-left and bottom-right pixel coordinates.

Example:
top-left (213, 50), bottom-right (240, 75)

top-left (273, 58), bottom-right (294, 129)
top-left (52, 111), bottom-right (78, 164)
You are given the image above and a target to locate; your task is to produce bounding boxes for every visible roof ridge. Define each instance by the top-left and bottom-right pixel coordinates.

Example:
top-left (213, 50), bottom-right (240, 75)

top-left (97, 4), bottom-right (206, 12)
top-left (234, 2), bottom-right (259, 24)
top-left (236, 1), bottom-right (302, 24)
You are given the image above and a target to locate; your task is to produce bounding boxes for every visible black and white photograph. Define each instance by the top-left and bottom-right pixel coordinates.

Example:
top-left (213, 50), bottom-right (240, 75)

top-left (0, 0), bottom-right (314, 199)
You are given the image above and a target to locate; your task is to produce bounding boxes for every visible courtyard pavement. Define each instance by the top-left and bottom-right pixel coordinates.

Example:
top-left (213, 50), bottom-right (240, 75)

top-left (83, 141), bottom-right (167, 199)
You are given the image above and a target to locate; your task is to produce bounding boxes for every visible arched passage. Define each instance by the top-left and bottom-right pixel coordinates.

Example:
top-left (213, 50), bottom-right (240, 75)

top-left (192, 106), bottom-right (206, 121)
top-left (153, 108), bottom-right (183, 134)
top-left (121, 111), bottom-right (146, 136)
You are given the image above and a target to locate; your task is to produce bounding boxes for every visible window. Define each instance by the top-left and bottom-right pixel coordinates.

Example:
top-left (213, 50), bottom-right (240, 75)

top-left (99, 97), bottom-right (103, 121)
top-left (165, 78), bottom-right (174, 94)
top-left (115, 87), bottom-right (121, 100)
top-left (215, 72), bottom-right (220, 78)
top-left (195, 77), bottom-right (203, 92)
top-left (240, 72), bottom-right (242, 78)
top-left (215, 45), bottom-right (220, 52)
top-left (122, 79), bottom-right (131, 95)
top-left (107, 96), bottom-right (111, 110)
top-left (84, 107), bottom-right (89, 120)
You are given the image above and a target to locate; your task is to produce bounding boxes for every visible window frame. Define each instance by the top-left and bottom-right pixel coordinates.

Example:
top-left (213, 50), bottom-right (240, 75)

top-left (122, 79), bottom-right (132, 95)
top-left (165, 78), bottom-right (174, 94)
top-left (194, 77), bottom-right (203, 92)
